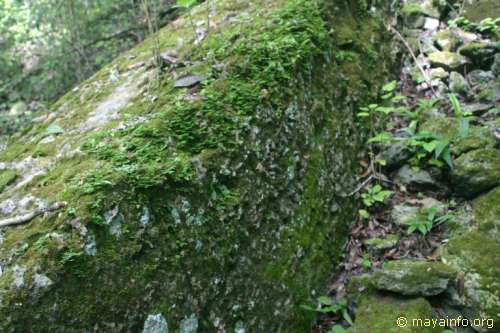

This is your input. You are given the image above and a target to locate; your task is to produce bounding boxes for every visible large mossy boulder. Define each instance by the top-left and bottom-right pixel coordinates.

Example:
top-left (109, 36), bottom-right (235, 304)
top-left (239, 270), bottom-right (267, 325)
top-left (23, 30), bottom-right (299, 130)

top-left (451, 148), bottom-right (500, 198)
top-left (0, 0), bottom-right (396, 332)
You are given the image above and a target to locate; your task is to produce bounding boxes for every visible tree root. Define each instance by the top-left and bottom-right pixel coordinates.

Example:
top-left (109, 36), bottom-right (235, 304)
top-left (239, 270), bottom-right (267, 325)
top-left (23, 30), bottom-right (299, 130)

top-left (0, 202), bottom-right (67, 228)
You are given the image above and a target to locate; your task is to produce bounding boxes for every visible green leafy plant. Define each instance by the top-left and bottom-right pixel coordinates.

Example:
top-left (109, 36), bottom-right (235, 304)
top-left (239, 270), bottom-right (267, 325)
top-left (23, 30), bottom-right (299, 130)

top-left (448, 93), bottom-right (471, 139)
top-left (60, 250), bottom-right (83, 264)
top-left (361, 253), bottom-right (372, 269)
top-left (301, 297), bottom-right (353, 326)
top-left (361, 185), bottom-right (393, 207)
top-left (407, 207), bottom-right (453, 235)
top-left (328, 325), bottom-right (349, 333)
top-left (477, 17), bottom-right (500, 35)
top-left (407, 131), bottom-right (453, 169)
top-left (358, 209), bottom-right (370, 219)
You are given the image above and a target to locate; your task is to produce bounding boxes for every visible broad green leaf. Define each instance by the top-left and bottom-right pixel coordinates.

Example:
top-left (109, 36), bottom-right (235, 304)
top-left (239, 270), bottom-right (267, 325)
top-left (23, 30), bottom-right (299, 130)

top-left (458, 117), bottom-right (470, 138)
top-left (328, 325), bottom-right (349, 333)
top-left (382, 80), bottom-right (397, 93)
top-left (176, 0), bottom-right (197, 8)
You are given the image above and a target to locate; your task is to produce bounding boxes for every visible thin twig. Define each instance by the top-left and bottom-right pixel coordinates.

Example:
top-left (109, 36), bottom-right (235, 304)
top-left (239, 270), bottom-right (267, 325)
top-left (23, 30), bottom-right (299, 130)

top-left (389, 26), bottom-right (437, 98)
top-left (0, 202), bottom-right (67, 228)
top-left (344, 175), bottom-right (374, 197)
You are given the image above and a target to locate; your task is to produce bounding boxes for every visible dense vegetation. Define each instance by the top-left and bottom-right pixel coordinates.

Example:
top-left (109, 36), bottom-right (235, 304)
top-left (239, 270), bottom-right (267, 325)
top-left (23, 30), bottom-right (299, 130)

top-left (0, 0), bottom-right (177, 134)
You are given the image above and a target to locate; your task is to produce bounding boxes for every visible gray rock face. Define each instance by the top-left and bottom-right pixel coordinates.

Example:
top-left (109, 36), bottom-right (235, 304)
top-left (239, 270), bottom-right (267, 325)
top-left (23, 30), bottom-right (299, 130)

top-left (143, 314), bottom-right (168, 333)
top-left (174, 75), bottom-right (204, 88)
top-left (451, 148), bottom-right (500, 198)
top-left (371, 260), bottom-right (457, 296)
top-left (380, 143), bottom-right (414, 170)
top-left (395, 165), bottom-right (437, 190)
top-left (467, 70), bottom-right (495, 86)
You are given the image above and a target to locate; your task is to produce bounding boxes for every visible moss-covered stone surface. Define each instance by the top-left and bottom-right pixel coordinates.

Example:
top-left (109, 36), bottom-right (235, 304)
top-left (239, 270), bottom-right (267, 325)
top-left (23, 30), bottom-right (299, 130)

top-left (349, 294), bottom-right (441, 333)
top-left (443, 230), bottom-right (500, 329)
top-left (370, 260), bottom-right (457, 296)
top-left (0, 0), bottom-right (396, 331)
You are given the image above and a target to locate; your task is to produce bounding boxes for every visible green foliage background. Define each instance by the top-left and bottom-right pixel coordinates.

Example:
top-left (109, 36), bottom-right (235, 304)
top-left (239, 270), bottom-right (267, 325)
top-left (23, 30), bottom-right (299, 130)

top-left (0, 0), bottom-right (176, 134)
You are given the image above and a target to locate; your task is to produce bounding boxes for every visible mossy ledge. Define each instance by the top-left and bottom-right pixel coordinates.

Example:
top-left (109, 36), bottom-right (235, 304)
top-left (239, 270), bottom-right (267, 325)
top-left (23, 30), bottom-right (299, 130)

top-left (0, 0), bottom-right (396, 331)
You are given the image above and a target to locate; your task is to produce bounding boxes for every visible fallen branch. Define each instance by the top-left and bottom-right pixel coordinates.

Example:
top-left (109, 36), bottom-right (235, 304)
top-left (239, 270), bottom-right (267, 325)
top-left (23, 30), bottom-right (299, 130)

top-left (0, 202), bottom-right (67, 228)
top-left (343, 175), bottom-right (374, 197)
top-left (389, 26), bottom-right (437, 97)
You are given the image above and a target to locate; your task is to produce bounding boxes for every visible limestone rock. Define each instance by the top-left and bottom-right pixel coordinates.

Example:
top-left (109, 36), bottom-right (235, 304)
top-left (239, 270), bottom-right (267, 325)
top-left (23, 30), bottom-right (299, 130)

top-left (143, 314), bottom-right (168, 333)
top-left (428, 51), bottom-right (468, 71)
top-left (371, 260), bottom-right (457, 296)
top-left (395, 165), bottom-right (437, 190)
top-left (433, 30), bottom-right (463, 51)
top-left (451, 148), bottom-right (500, 198)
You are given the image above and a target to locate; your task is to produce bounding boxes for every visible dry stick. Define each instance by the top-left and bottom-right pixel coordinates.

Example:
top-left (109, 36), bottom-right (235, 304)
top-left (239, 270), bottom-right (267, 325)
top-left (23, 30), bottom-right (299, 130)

top-left (389, 26), bottom-right (438, 98)
top-left (344, 175), bottom-right (374, 197)
top-left (0, 202), bottom-right (67, 228)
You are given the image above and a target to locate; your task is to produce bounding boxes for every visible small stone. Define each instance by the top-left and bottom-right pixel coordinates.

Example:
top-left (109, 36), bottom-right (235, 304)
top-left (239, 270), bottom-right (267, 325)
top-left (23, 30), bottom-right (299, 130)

top-left (423, 17), bottom-right (440, 31)
top-left (448, 71), bottom-right (469, 95)
top-left (12, 265), bottom-right (26, 289)
top-left (462, 103), bottom-right (494, 116)
top-left (380, 143), bottom-right (414, 170)
top-left (140, 207), bottom-right (150, 226)
top-left (430, 67), bottom-right (449, 80)
top-left (467, 70), bottom-right (495, 85)
top-left (363, 235), bottom-right (400, 252)
top-left (371, 260), bottom-right (457, 296)
top-left (179, 314), bottom-right (198, 333)
top-left (84, 234), bottom-right (97, 256)
top-left (143, 314), bottom-right (168, 333)
top-left (395, 165), bottom-right (437, 190)
top-left (174, 75), bottom-right (204, 88)
top-left (428, 51), bottom-right (468, 71)
top-left (9, 101), bottom-right (28, 116)
top-left (33, 274), bottom-right (53, 290)
top-left (433, 30), bottom-right (463, 51)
